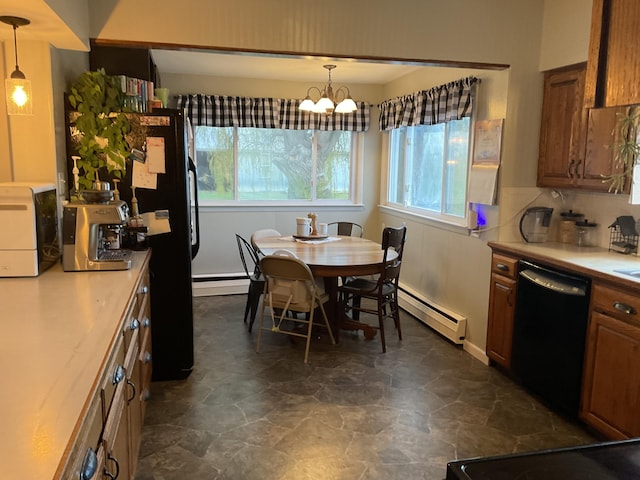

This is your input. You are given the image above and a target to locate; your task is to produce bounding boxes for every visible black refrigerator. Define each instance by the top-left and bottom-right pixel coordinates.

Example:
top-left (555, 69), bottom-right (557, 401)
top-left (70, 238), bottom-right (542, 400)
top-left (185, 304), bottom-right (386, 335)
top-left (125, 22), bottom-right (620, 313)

top-left (66, 108), bottom-right (200, 381)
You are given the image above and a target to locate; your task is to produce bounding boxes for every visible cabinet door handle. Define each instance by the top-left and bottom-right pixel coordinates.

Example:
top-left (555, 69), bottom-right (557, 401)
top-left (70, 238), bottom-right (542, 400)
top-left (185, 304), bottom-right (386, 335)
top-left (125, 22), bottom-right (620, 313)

top-left (104, 453), bottom-right (120, 480)
top-left (574, 159), bottom-right (582, 178)
top-left (567, 160), bottom-right (575, 178)
top-left (614, 302), bottom-right (637, 315)
top-left (126, 379), bottom-right (137, 403)
top-left (139, 285), bottom-right (149, 295)
top-left (507, 290), bottom-right (514, 307)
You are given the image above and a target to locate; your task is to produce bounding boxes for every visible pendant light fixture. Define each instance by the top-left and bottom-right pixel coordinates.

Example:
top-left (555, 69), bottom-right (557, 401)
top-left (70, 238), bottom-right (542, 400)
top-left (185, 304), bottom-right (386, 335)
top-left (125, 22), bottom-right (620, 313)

top-left (2, 16), bottom-right (32, 115)
top-left (299, 64), bottom-right (357, 115)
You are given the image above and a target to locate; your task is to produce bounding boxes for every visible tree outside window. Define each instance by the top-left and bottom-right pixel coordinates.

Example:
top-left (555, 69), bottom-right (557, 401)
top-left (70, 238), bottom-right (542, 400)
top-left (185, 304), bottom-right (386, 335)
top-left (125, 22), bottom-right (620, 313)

top-left (195, 126), bottom-right (353, 202)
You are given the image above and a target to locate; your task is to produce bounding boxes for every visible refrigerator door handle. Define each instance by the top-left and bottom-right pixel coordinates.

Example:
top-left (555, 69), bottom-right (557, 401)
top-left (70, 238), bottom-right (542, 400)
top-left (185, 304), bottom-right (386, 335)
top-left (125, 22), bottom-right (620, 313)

top-left (188, 156), bottom-right (200, 259)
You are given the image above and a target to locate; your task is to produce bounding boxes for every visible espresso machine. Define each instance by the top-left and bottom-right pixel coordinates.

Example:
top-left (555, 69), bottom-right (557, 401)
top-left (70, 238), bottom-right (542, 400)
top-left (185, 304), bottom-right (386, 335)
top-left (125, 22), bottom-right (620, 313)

top-left (62, 200), bottom-right (132, 271)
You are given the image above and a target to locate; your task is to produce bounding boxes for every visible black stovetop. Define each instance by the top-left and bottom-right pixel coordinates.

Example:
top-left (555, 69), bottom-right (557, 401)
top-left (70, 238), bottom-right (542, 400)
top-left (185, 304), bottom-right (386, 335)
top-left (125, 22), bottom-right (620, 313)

top-left (446, 439), bottom-right (640, 480)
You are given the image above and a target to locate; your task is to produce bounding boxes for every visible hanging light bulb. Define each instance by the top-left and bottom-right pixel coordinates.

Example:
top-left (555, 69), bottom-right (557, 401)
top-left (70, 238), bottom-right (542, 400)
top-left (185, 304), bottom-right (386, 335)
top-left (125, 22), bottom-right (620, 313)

top-left (299, 64), bottom-right (358, 115)
top-left (1, 16), bottom-right (32, 115)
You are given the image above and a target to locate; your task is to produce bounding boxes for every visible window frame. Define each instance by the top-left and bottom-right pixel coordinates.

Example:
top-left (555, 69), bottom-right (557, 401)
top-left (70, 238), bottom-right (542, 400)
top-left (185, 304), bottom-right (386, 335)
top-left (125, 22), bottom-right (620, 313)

top-left (383, 116), bottom-right (476, 229)
top-left (193, 126), bottom-right (363, 207)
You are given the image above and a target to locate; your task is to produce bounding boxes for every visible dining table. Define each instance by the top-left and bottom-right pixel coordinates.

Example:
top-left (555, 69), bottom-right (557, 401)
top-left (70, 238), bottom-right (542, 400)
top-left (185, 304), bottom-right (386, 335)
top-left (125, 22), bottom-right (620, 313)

top-left (253, 234), bottom-right (398, 340)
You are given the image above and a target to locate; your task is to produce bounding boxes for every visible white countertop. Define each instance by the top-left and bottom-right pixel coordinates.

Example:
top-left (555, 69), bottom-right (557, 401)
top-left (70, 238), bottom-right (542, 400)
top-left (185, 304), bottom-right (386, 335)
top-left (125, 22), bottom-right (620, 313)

top-left (490, 241), bottom-right (640, 286)
top-left (0, 251), bottom-right (150, 480)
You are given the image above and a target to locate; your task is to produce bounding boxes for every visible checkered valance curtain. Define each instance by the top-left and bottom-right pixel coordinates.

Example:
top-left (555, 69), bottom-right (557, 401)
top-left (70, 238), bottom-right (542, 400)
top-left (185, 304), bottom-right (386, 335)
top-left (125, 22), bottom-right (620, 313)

top-left (378, 76), bottom-right (479, 131)
top-left (177, 94), bottom-right (370, 132)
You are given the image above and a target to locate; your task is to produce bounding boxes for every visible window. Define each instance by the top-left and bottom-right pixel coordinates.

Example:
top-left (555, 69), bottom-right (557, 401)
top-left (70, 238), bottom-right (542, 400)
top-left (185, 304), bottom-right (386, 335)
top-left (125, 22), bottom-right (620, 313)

top-left (387, 117), bottom-right (472, 222)
top-left (194, 126), bottom-right (354, 203)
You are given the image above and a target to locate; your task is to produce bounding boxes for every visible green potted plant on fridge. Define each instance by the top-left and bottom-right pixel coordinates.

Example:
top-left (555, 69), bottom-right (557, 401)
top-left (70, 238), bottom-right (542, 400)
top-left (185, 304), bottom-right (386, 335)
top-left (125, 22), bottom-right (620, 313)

top-left (67, 68), bottom-right (131, 191)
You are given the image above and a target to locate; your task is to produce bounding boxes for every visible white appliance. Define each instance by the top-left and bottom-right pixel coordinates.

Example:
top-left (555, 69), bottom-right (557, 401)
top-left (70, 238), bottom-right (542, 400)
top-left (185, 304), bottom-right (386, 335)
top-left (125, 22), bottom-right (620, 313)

top-left (0, 182), bottom-right (59, 277)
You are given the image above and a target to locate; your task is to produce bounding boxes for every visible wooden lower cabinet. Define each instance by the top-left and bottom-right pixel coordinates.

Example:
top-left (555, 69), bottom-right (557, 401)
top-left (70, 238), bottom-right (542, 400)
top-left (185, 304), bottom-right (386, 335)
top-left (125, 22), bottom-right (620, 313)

top-left (59, 259), bottom-right (151, 479)
top-left (486, 253), bottom-right (518, 369)
top-left (580, 282), bottom-right (640, 439)
top-left (486, 273), bottom-right (516, 368)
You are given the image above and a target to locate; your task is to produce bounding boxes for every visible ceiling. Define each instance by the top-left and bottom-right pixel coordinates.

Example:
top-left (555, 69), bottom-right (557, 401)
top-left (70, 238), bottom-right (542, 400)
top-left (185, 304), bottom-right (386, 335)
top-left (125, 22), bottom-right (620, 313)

top-left (150, 49), bottom-right (424, 84)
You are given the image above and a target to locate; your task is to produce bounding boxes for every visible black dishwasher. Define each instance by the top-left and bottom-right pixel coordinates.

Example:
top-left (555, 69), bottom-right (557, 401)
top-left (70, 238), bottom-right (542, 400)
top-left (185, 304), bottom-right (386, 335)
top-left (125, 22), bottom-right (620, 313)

top-left (511, 260), bottom-right (591, 417)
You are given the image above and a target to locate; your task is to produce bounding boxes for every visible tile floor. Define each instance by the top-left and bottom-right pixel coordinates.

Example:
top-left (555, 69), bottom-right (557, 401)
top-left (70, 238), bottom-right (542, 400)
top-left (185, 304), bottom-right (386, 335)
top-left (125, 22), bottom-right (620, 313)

top-left (135, 294), bottom-right (596, 480)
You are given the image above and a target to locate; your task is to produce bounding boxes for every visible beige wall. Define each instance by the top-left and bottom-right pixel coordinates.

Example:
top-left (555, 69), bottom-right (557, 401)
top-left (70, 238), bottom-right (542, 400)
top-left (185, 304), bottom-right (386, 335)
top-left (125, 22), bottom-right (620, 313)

top-left (540, 0), bottom-right (592, 70)
top-left (1, 41), bottom-right (58, 183)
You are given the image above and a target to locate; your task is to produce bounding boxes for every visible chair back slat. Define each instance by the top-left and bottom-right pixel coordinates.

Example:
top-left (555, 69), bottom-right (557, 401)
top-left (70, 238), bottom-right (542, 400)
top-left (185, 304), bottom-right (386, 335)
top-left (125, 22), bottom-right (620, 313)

top-left (328, 221), bottom-right (363, 237)
top-left (236, 233), bottom-right (261, 277)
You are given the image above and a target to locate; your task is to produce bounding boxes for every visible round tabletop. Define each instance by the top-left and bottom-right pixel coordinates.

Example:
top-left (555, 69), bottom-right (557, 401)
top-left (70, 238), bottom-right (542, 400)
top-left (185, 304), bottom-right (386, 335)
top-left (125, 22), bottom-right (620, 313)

top-left (254, 235), bottom-right (395, 277)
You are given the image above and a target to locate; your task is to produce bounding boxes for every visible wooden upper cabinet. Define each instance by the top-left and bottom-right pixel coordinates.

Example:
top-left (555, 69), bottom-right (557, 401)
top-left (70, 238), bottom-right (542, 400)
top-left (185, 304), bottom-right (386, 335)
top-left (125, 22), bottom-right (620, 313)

top-left (537, 64), bottom-right (587, 189)
top-left (585, 0), bottom-right (640, 108)
top-left (583, 105), bottom-right (629, 191)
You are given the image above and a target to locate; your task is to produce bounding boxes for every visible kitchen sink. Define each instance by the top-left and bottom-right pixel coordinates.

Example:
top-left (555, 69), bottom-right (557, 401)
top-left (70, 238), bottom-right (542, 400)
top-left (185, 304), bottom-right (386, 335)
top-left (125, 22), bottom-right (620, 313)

top-left (614, 269), bottom-right (640, 278)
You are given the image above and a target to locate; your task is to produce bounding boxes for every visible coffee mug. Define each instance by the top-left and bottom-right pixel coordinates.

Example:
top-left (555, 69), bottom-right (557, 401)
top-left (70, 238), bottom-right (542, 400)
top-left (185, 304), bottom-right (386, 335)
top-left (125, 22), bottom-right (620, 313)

top-left (297, 223), bottom-right (311, 236)
top-left (318, 223), bottom-right (328, 235)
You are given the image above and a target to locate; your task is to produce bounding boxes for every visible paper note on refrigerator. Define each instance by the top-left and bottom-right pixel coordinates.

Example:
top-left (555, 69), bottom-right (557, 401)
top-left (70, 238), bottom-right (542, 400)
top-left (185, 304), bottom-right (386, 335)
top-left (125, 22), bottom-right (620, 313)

top-left (140, 210), bottom-right (171, 236)
top-left (132, 157), bottom-right (157, 190)
top-left (146, 137), bottom-right (166, 174)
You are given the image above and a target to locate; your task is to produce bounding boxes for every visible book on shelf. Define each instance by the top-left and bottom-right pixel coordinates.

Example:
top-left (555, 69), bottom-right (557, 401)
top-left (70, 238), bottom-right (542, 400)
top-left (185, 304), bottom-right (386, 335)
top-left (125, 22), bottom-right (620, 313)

top-left (115, 75), bottom-right (154, 112)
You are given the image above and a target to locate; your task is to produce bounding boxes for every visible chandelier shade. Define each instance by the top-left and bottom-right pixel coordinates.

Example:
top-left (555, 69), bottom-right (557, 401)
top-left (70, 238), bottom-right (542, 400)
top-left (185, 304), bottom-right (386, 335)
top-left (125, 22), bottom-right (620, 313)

top-left (299, 64), bottom-right (357, 114)
top-left (2, 16), bottom-right (32, 115)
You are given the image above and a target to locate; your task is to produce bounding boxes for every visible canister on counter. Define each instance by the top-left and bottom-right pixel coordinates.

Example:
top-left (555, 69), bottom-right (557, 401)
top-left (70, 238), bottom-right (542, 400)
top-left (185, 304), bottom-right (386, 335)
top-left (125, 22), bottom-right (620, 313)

top-left (558, 210), bottom-right (584, 243)
top-left (575, 219), bottom-right (598, 247)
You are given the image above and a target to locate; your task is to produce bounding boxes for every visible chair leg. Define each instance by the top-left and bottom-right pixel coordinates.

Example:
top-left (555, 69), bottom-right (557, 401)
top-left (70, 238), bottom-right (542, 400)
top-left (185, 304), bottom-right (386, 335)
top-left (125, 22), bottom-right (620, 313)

top-left (352, 295), bottom-right (361, 321)
top-left (247, 284), bottom-right (261, 333)
top-left (377, 300), bottom-right (386, 353)
top-left (256, 293), bottom-right (267, 353)
top-left (392, 294), bottom-right (402, 340)
top-left (303, 309), bottom-right (314, 364)
top-left (243, 292), bottom-right (252, 325)
top-left (318, 301), bottom-right (336, 345)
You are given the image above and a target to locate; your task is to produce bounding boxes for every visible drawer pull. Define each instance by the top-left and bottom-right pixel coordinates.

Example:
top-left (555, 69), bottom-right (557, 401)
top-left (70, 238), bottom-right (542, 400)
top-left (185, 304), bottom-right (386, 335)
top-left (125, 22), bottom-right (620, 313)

top-left (142, 317), bottom-right (151, 328)
top-left (80, 447), bottom-right (98, 480)
top-left (139, 285), bottom-right (149, 295)
top-left (143, 352), bottom-right (152, 364)
top-left (112, 365), bottom-right (125, 385)
top-left (104, 453), bottom-right (120, 480)
top-left (495, 263), bottom-right (509, 272)
top-left (126, 379), bottom-right (137, 403)
top-left (614, 302), bottom-right (637, 315)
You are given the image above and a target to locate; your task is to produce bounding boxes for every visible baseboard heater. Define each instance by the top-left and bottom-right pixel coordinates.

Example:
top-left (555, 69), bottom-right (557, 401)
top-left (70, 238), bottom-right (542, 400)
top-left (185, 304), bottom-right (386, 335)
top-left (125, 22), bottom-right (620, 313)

top-left (398, 285), bottom-right (467, 344)
top-left (192, 274), bottom-right (248, 297)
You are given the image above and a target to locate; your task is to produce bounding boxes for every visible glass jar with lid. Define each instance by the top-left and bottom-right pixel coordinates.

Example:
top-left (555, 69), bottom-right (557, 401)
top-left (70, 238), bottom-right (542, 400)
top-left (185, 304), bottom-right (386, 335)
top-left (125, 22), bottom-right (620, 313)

top-left (558, 210), bottom-right (584, 243)
top-left (575, 219), bottom-right (598, 247)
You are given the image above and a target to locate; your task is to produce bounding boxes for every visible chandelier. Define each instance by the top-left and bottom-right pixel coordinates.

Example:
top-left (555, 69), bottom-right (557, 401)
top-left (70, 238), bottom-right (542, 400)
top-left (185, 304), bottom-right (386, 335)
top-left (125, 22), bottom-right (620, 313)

top-left (299, 64), bottom-right (357, 114)
top-left (1, 16), bottom-right (32, 115)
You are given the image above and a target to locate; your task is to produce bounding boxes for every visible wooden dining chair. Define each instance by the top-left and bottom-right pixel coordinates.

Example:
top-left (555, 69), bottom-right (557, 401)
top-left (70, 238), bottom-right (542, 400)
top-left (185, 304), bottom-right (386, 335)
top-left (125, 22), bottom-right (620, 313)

top-left (338, 224), bottom-right (407, 353)
top-left (235, 233), bottom-right (265, 332)
top-left (256, 253), bottom-right (336, 363)
top-left (328, 221), bottom-right (363, 237)
top-left (250, 229), bottom-right (282, 254)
